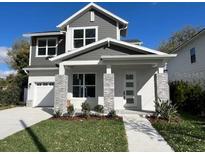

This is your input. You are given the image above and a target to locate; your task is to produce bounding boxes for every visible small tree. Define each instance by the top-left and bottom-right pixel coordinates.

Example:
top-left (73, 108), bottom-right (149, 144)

top-left (158, 26), bottom-right (200, 53)
top-left (7, 38), bottom-right (29, 102)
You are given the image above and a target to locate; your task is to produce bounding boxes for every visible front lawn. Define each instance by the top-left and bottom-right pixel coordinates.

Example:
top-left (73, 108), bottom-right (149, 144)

top-left (0, 104), bottom-right (16, 110)
top-left (150, 113), bottom-right (205, 152)
top-left (0, 118), bottom-right (128, 152)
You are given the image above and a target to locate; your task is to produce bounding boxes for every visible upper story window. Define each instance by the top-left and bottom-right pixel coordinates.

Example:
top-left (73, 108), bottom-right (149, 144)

top-left (37, 38), bottom-right (57, 57)
top-left (73, 27), bottom-right (97, 49)
top-left (190, 48), bottom-right (196, 64)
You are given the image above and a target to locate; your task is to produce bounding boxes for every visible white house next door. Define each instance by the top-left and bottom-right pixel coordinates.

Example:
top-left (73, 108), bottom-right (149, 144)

top-left (124, 72), bottom-right (136, 106)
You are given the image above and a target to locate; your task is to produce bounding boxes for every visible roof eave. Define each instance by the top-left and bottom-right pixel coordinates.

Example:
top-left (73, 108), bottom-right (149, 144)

top-left (101, 54), bottom-right (177, 61)
top-left (23, 32), bottom-right (64, 37)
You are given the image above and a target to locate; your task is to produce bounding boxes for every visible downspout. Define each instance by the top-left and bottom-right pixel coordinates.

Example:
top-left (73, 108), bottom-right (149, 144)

top-left (119, 24), bottom-right (128, 39)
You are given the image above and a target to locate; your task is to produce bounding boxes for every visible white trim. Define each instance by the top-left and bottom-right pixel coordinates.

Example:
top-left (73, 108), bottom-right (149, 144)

top-left (61, 60), bottom-right (101, 66)
top-left (71, 26), bottom-right (98, 50)
top-left (23, 67), bottom-right (58, 71)
top-left (50, 38), bottom-right (169, 62)
top-left (59, 63), bottom-right (65, 75)
top-left (101, 54), bottom-right (177, 60)
top-left (50, 37), bottom-right (108, 62)
top-left (110, 38), bottom-right (166, 55)
top-left (23, 32), bottom-right (63, 37)
top-left (57, 2), bottom-right (128, 29)
top-left (116, 22), bottom-right (120, 40)
top-left (36, 37), bottom-right (58, 57)
top-left (29, 38), bottom-right (32, 66)
top-left (106, 65), bottom-right (112, 74)
top-left (90, 11), bottom-right (95, 22)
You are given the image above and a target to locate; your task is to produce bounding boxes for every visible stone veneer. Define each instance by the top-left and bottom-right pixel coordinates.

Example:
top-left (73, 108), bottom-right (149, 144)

top-left (155, 73), bottom-right (170, 101)
top-left (54, 75), bottom-right (68, 115)
top-left (103, 73), bottom-right (114, 113)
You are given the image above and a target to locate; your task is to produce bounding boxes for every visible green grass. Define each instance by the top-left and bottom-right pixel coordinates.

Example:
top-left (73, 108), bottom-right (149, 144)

top-left (151, 113), bottom-right (205, 152)
top-left (0, 119), bottom-right (128, 152)
top-left (0, 104), bottom-right (16, 110)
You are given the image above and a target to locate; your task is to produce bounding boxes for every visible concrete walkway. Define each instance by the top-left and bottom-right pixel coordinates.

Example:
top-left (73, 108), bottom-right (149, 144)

top-left (121, 114), bottom-right (173, 152)
top-left (0, 107), bottom-right (52, 140)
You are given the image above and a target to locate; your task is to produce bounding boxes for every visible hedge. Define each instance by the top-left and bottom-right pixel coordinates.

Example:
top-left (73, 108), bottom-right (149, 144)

top-left (170, 81), bottom-right (205, 115)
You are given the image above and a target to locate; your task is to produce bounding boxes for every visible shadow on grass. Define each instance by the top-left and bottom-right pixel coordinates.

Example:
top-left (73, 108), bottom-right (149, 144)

top-left (19, 120), bottom-right (47, 152)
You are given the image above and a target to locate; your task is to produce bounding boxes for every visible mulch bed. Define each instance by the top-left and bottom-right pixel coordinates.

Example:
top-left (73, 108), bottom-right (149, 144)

top-left (51, 115), bottom-right (123, 121)
top-left (147, 115), bottom-right (181, 124)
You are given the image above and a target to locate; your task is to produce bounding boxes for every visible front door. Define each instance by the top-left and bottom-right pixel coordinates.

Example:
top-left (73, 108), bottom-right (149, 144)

top-left (124, 72), bottom-right (136, 106)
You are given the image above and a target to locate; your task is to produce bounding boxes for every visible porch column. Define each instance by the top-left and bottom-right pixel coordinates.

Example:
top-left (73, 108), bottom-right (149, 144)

top-left (154, 67), bottom-right (170, 101)
top-left (59, 63), bottom-right (65, 75)
top-left (54, 75), bottom-right (68, 115)
top-left (103, 65), bottom-right (114, 113)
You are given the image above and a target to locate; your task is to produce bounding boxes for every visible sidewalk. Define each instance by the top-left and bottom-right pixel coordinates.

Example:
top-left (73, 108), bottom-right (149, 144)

top-left (121, 114), bottom-right (173, 152)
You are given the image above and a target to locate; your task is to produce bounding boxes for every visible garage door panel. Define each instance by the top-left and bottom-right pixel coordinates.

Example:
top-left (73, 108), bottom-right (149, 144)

top-left (34, 82), bottom-right (54, 107)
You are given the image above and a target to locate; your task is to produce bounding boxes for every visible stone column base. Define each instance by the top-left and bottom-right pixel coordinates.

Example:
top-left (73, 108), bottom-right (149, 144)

top-left (103, 73), bottom-right (114, 113)
top-left (154, 73), bottom-right (170, 101)
top-left (54, 75), bottom-right (68, 115)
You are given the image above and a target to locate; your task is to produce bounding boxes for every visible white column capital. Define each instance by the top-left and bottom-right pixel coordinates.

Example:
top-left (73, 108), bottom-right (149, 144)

top-left (106, 64), bottom-right (112, 74)
top-left (59, 63), bottom-right (65, 75)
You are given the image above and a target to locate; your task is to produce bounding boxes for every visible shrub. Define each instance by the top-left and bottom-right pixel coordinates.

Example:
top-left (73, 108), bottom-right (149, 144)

top-left (170, 80), bottom-right (205, 115)
top-left (154, 98), bottom-right (177, 122)
top-left (66, 100), bottom-right (74, 115)
top-left (54, 109), bottom-right (62, 118)
top-left (0, 85), bottom-right (20, 105)
top-left (94, 105), bottom-right (104, 113)
top-left (107, 110), bottom-right (116, 118)
top-left (81, 102), bottom-right (91, 116)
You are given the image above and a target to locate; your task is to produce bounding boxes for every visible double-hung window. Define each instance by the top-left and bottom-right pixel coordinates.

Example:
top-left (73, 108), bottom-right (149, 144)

top-left (37, 38), bottom-right (57, 57)
top-left (73, 74), bottom-right (96, 98)
top-left (73, 27), bottom-right (97, 48)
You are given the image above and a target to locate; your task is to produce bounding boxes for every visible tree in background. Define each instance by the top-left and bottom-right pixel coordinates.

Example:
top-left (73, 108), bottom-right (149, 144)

top-left (158, 26), bottom-right (201, 53)
top-left (0, 38), bottom-right (30, 104)
top-left (7, 39), bottom-right (29, 96)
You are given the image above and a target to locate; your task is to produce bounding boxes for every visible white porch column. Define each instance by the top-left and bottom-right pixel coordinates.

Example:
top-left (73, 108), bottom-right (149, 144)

top-left (106, 64), bottom-right (112, 74)
top-left (59, 63), bottom-right (65, 75)
top-left (104, 65), bottom-right (114, 113)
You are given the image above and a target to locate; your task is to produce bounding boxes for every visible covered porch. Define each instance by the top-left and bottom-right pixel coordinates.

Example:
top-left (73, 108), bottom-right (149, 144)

top-left (54, 55), bottom-right (173, 114)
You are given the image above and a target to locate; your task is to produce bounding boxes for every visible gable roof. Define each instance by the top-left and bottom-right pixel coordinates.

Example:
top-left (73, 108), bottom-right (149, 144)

top-left (171, 28), bottom-right (205, 53)
top-left (49, 38), bottom-right (167, 62)
top-left (57, 2), bottom-right (128, 29)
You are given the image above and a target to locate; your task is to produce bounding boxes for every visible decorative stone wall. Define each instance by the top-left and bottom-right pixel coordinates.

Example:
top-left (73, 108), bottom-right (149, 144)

top-left (54, 75), bottom-right (68, 115)
top-left (154, 73), bottom-right (170, 101)
top-left (103, 73), bottom-right (114, 113)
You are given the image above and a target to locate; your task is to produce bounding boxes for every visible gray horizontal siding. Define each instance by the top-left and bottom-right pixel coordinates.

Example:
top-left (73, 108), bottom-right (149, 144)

top-left (67, 44), bottom-right (144, 61)
top-left (69, 9), bottom-right (117, 40)
top-left (30, 35), bottom-right (65, 67)
top-left (29, 70), bottom-right (58, 76)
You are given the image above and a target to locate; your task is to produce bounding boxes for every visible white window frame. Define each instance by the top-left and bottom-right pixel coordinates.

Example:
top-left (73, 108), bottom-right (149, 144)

top-left (72, 73), bottom-right (96, 98)
top-left (72, 26), bottom-right (98, 49)
top-left (36, 37), bottom-right (58, 57)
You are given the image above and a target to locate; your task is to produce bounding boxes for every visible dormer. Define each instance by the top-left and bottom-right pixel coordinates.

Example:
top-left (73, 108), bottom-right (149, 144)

top-left (57, 3), bottom-right (128, 51)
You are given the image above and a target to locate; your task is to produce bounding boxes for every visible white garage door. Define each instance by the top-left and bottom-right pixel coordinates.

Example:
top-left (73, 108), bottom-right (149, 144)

top-left (34, 82), bottom-right (54, 107)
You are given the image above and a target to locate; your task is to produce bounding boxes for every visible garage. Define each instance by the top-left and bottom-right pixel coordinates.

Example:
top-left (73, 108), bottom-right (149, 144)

top-left (34, 82), bottom-right (54, 107)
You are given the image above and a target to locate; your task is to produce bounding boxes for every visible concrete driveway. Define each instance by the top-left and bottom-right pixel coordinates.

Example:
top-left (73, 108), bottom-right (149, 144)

top-left (0, 107), bottom-right (52, 140)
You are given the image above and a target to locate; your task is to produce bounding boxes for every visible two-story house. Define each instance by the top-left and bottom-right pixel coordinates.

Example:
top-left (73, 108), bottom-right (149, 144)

top-left (23, 3), bottom-right (176, 114)
top-left (168, 28), bottom-right (205, 83)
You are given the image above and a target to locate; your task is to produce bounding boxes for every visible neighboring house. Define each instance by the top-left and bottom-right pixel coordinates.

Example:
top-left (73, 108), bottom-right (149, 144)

top-left (168, 28), bottom-right (205, 82)
top-left (23, 3), bottom-right (176, 113)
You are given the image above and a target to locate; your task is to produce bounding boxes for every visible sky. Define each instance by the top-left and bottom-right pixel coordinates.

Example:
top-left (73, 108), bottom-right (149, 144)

top-left (1, 2), bottom-right (205, 77)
